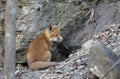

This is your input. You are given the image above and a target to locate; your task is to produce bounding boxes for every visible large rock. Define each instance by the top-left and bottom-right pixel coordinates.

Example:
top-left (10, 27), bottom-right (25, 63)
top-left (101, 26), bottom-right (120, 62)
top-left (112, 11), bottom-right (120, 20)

top-left (87, 41), bottom-right (120, 79)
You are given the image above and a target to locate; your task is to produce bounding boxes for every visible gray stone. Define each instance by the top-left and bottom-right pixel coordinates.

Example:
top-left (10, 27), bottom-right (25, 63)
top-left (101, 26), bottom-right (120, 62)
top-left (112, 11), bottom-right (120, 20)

top-left (88, 42), bottom-right (120, 79)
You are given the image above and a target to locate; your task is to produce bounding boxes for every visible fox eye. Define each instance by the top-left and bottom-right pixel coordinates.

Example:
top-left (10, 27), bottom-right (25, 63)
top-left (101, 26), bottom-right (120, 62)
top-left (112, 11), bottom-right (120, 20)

top-left (50, 26), bottom-right (52, 31)
top-left (55, 34), bottom-right (58, 36)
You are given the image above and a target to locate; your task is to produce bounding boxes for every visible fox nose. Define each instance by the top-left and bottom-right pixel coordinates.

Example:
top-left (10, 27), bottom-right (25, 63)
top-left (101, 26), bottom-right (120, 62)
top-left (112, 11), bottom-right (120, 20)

top-left (59, 36), bottom-right (63, 42)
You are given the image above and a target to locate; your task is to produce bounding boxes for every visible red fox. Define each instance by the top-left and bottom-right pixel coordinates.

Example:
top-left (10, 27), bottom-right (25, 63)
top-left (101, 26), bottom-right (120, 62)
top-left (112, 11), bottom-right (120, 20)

top-left (27, 25), bottom-right (63, 70)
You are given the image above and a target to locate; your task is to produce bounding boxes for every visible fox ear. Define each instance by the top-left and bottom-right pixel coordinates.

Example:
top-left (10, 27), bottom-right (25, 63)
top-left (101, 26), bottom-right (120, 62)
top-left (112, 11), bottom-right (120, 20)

top-left (45, 28), bottom-right (50, 37)
top-left (45, 28), bottom-right (49, 33)
top-left (52, 25), bottom-right (59, 31)
top-left (52, 25), bottom-right (59, 28)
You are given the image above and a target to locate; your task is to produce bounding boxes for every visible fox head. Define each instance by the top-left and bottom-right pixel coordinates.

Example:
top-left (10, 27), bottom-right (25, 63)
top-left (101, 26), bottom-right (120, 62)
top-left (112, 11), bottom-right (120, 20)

top-left (45, 25), bottom-right (63, 42)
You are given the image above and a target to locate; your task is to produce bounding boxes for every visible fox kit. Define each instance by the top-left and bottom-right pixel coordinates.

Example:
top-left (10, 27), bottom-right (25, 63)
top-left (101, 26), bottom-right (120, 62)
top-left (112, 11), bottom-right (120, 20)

top-left (27, 25), bottom-right (63, 70)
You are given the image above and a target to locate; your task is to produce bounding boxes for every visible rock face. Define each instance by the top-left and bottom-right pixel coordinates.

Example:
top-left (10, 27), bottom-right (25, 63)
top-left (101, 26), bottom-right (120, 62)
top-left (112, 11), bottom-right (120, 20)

top-left (15, 0), bottom-right (120, 49)
top-left (16, 0), bottom-right (120, 64)
top-left (0, 0), bottom-right (120, 79)
top-left (0, 0), bottom-right (120, 64)
top-left (10, 0), bottom-right (105, 64)
top-left (74, 1), bottom-right (120, 47)
top-left (88, 41), bottom-right (120, 79)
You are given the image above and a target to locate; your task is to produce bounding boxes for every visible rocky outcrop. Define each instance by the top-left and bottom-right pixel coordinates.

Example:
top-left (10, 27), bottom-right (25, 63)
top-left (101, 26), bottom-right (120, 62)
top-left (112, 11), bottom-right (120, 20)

top-left (0, 24), bottom-right (120, 78)
top-left (0, 0), bottom-right (120, 65)
top-left (83, 40), bottom-right (120, 79)
top-left (15, 0), bottom-right (120, 64)
top-left (15, 0), bottom-right (103, 64)
top-left (89, 43), bottom-right (120, 79)
top-left (15, 24), bottom-right (120, 79)
top-left (82, 23), bottom-right (120, 79)
top-left (69, 1), bottom-right (120, 47)
top-left (0, 0), bottom-right (120, 79)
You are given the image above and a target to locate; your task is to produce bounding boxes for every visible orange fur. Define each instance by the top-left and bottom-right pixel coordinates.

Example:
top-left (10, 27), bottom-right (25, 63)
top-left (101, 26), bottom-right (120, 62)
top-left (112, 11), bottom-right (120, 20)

top-left (27, 25), bottom-right (63, 70)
